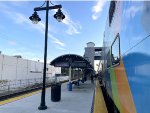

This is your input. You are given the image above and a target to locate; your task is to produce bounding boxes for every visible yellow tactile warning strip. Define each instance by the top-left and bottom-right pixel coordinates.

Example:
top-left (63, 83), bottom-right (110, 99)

top-left (0, 81), bottom-right (68, 106)
top-left (0, 90), bottom-right (41, 106)
top-left (93, 80), bottom-right (108, 113)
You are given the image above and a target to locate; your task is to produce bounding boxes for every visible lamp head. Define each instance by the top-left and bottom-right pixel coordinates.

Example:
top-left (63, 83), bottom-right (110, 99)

top-left (29, 11), bottom-right (41, 24)
top-left (54, 9), bottom-right (65, 22)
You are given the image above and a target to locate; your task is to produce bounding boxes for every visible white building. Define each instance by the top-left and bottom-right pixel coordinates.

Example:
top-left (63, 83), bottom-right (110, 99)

top-left (0, 54), bottom-right (61, 81)
top-left (84, 42), bottom-right (103, 71)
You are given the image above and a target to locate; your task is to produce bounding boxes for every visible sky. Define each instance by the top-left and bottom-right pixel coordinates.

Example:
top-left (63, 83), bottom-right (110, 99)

top-left (0, 1), bottom-right (109, 63)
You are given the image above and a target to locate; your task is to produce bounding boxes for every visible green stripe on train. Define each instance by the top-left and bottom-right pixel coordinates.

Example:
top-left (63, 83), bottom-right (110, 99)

top-left (109, 67), bottom-right (121, 112)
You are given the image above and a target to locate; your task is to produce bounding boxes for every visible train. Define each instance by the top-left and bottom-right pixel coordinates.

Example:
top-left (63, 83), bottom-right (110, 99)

top-left (101, 1), bottom-right (150, 113)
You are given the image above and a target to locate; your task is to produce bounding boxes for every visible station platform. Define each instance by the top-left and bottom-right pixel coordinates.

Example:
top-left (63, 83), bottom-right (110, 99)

top-left (0, 80), bottom-right (108, 113)
top-left (0, 80), bottom-right (94, 113)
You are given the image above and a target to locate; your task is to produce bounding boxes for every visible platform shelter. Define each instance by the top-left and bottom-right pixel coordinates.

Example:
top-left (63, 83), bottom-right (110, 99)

top-left (50, 54), bottom-right (94, 91)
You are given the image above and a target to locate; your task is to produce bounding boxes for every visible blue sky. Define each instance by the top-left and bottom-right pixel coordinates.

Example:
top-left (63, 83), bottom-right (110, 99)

top-left (0, 1), bottom-right (109, 62)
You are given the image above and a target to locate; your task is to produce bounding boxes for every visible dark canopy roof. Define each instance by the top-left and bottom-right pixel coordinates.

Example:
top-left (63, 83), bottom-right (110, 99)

top-left (50, 54), bottom-right (93, 69)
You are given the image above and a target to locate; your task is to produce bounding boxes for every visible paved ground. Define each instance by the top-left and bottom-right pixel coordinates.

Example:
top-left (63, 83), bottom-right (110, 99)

top-left (0, 80), bottom-right (95, 113)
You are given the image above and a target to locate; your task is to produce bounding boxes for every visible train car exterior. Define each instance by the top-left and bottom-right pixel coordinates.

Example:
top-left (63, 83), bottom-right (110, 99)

top-left (102, 1), bottom-right (150, 113)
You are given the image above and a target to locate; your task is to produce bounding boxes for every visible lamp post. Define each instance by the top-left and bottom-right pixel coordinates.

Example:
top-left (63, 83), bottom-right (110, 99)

top-left (29, 0), bottom-right (65, 110)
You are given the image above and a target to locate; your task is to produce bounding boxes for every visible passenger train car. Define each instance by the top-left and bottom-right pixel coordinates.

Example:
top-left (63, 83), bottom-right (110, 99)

top-left (102, 1), bottom-right (150, 113)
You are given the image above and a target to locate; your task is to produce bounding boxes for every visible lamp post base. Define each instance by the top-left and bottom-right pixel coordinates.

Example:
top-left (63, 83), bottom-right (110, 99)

top-left (38, 105), bottom-right (47, 110)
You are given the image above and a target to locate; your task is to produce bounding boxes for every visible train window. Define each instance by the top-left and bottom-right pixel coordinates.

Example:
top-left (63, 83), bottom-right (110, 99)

top-left (109, 1), bottom-right (117, 26)
top-left (111, 33), bottom-right (120, 66)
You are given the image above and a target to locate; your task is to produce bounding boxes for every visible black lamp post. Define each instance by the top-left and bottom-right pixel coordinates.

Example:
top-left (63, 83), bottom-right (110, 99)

top-left (29, 0), bottom-right (65, 110)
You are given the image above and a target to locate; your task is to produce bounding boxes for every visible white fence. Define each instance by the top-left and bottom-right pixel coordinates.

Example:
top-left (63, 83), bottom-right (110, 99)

top-left (0, 76), bottom-right (69, 95)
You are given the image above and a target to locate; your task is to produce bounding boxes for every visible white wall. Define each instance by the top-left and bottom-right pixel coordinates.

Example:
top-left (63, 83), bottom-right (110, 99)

top-left (55, 67), bottom-right (61, 74)
top-left (17, 58), bottom-right (28, 79)
top-left (0, 54), bottom-right (61, 81)
top-left (2, 55), bottom-right (17, 80)
top-left (0, 55), bottom-right (3, 80)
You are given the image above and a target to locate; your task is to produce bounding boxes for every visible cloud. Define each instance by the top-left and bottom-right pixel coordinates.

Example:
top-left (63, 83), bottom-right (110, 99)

top-left (56, 47), bottom-right (65, 51)
top-left (92, 0), bottom-right (106, 20)
top-left (0, 32), bottom-right (18, 46)
top-left (0, 2), bottom-right (65, 48)
top-left (9, 1), bottom-right (29, 7)
top-left (49, 1), bottom-right (82, 35)
top-left (48, 33), bottom-right (65, 47)
top-left (4, 47), bottom-right (46, 62)
top-left (125, 5), bottom-right (142, 19)
top-left (8, 40), bottom-right (17, 46)
top-left (62, 11), bottom-right (82, 35)
top-left (4, 48), bottom-right (33, 57)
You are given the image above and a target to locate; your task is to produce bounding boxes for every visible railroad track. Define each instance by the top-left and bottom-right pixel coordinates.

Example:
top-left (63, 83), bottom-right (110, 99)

top-left (0, 80), bottom-right (68, 101)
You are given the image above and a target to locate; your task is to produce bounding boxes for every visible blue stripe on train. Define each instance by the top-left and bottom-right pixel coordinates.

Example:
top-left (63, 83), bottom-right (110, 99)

top-left (123, 52), bottom-right (150, 113)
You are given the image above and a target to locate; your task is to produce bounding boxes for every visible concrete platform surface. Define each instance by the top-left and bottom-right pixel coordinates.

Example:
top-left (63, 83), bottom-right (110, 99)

top-left (0, 80), bottom-right (95, 113)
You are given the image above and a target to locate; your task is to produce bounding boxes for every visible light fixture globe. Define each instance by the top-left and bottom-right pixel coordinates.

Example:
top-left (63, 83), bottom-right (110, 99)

top-left (29, 11), bottom-right (41, 24)
top-left (54, 9), bottom-right (65, 22)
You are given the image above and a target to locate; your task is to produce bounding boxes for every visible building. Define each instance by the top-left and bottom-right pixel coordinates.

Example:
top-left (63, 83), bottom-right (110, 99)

top-left (84, 42), bottom-right (102, 70)
top-left (0, 54), bottom-right (61, 81)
